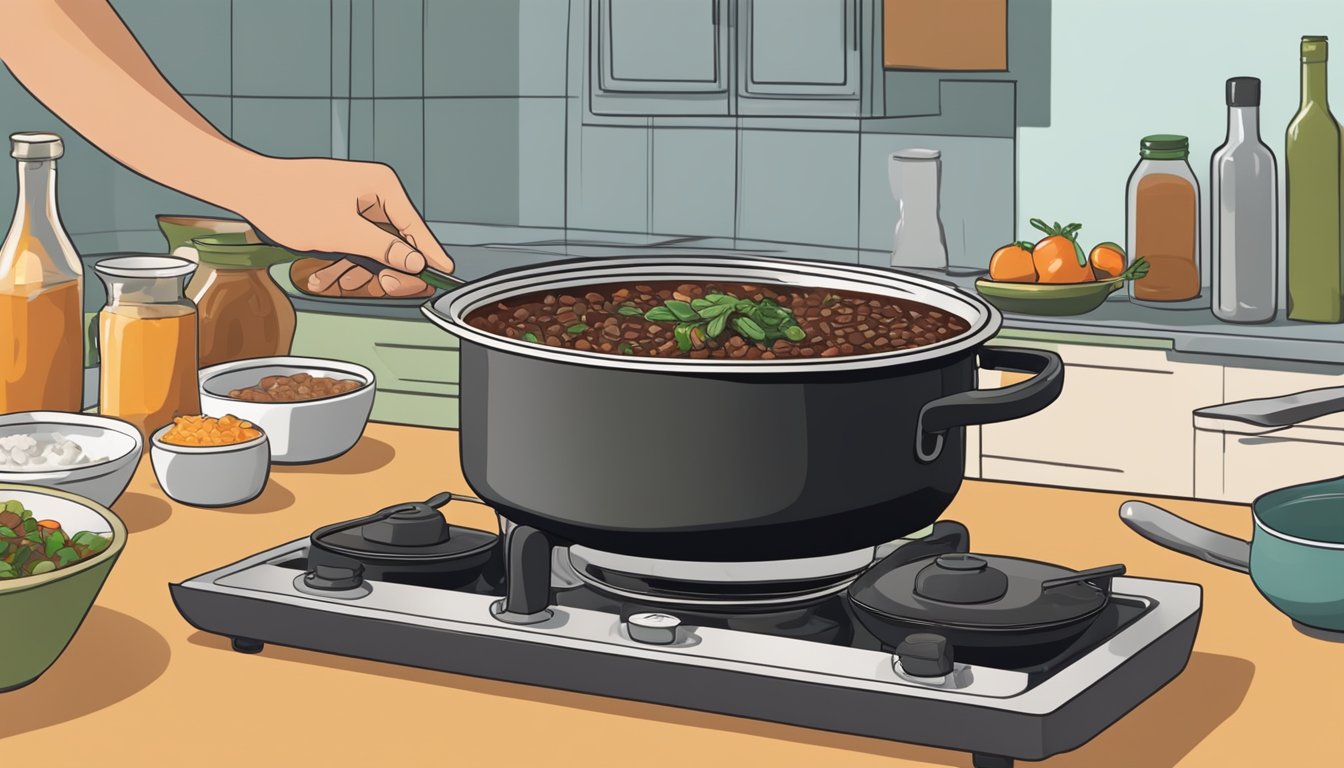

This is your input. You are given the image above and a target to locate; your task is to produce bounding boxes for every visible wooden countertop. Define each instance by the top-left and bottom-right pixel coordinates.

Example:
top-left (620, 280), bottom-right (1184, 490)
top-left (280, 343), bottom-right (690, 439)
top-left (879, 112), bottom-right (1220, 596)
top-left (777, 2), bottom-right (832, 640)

top-left (4, 423), bottom-right (1339, 766)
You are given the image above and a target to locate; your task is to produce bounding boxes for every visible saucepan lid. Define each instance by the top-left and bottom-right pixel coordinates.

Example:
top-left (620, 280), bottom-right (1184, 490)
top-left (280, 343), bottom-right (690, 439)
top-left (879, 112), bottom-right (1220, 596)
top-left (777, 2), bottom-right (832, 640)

top-left (849, 552), bottom-right (1124, 630)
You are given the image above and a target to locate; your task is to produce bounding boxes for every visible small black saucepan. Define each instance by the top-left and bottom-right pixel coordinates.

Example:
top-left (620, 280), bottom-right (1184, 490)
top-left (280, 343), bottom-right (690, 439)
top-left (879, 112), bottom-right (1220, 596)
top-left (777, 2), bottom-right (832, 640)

top-left (848, 535), bottom-right (1125, 668)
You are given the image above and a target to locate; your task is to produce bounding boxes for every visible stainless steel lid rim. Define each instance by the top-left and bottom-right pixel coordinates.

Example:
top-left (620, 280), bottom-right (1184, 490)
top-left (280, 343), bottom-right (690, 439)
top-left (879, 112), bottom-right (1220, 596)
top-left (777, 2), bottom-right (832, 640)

top-left (422, 255), bottom-right (1002, 374)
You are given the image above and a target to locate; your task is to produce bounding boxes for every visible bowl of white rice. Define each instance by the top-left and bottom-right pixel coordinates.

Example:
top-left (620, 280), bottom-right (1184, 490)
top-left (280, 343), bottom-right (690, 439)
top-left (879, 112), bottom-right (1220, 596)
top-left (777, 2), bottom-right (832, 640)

top-left (0, 412), bottom-right (143, 506)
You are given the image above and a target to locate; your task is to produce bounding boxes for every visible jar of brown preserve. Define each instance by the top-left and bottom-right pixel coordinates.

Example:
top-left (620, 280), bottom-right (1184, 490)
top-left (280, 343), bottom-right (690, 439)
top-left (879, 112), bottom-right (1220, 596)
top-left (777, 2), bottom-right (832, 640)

top-left (1127, 134), bottom-right (1201, 302)
top-left (188, 234), bottom-right (296, 367)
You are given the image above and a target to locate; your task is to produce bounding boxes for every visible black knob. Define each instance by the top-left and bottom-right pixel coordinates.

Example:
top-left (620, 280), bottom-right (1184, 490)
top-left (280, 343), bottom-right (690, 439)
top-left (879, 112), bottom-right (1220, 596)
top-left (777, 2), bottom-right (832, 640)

top-left (361, 503), bottom-right (450, 546)
top-left (896, 632), bottom-right (954, 678)
top-left (304, 563), bottom-right (365, 591)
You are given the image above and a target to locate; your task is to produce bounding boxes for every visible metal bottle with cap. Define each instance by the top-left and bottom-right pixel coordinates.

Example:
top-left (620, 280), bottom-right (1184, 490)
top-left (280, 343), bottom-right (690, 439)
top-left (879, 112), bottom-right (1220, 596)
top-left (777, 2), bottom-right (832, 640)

top-left (1211, 76), bottom-right (1279, 324)
top-left (0, 132), bottom-right (84, 412)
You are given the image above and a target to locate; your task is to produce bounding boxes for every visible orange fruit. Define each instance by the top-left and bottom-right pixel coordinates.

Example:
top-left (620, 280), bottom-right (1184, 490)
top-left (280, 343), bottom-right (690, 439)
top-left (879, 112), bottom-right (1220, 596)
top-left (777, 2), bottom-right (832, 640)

top-left (988, 241), bottom-right (1038, 282)
top-left (1089, 242), bottom-right (1127, 280)
top-left (1029, 219), bottom-right (1094, 284)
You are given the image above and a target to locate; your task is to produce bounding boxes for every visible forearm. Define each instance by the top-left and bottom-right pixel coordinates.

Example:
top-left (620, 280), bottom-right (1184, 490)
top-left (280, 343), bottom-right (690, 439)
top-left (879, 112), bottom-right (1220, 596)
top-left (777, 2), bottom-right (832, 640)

top-left (0, 0), bottom-right (266, 213)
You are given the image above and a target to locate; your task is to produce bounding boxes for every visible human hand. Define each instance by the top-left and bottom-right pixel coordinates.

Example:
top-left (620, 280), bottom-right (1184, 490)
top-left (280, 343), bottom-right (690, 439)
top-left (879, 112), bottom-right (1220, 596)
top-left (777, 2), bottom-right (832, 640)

top-left (235, 157), bottom-right (452, 297)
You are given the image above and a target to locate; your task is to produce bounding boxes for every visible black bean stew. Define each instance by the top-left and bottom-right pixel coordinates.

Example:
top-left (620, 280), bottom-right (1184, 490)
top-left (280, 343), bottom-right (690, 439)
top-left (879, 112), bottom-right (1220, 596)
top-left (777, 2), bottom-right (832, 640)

top-left (464, 281), bottom-right (970, 360)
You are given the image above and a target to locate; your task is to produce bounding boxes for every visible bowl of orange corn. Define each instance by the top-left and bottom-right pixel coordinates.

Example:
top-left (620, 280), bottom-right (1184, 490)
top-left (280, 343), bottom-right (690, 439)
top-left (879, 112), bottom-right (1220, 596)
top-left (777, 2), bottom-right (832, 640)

top-left (149, 415), bottom-right (270, 507)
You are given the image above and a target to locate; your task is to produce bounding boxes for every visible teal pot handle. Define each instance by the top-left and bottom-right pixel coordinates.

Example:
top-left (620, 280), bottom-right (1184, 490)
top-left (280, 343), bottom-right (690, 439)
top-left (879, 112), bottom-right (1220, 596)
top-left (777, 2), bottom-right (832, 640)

top-left (1118, 500), bottom-right (1250, 572)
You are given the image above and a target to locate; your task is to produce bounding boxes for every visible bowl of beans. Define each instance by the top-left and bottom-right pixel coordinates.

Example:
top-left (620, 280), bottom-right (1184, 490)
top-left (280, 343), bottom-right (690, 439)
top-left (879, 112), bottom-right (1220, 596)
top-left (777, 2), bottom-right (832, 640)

top-left (197, 357), bottom-right (376, 464)
top-left (149, 414), bottom-right (271, 507)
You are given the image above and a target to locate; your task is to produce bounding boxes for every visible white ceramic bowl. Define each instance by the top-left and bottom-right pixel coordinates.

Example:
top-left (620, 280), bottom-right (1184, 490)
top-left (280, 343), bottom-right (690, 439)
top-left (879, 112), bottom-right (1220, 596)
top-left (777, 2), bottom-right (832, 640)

top-left (0, 412), bottom-right (143, 507)
top-left (149, 425), bottom-right (270, 507)
top-left (197, 357), bottom-right (375, 464)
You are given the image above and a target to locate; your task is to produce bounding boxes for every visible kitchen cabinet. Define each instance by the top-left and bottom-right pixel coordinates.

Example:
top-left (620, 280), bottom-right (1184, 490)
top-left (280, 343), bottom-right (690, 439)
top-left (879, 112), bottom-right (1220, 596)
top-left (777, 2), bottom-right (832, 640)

top-left (589, 0), bottom-right (731, 117)
top-left (977, 340), bottom-right (1221, 498)
top-left (587, 0), bottom-right (881, 119)
top-left (737, 0), bottom-right (862, 116)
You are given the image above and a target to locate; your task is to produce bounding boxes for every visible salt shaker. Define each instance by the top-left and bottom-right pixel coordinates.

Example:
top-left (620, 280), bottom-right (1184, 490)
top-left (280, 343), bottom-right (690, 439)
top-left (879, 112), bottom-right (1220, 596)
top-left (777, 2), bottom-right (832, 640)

top-left (889, 149), bottom-right (949, 271)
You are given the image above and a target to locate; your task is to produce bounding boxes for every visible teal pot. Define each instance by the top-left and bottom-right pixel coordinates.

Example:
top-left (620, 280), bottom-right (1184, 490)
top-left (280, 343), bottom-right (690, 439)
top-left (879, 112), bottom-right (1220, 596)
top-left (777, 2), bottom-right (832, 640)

top-left (1121, 486), bottom-right (1344, 636)
top-left (0, 484), bottom-right (127, 691)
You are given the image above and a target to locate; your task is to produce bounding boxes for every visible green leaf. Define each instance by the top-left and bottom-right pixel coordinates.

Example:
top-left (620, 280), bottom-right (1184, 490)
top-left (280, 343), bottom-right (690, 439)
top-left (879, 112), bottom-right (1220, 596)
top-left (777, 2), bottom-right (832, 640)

top-left (29, 560), bottom-right (55, 575)
top-left (54, 547), bottom-right (80, 567)
top-left (707, 312), bottom-right (729, 338)
top-left (785, 325), bottom-right (807, 342)
top-left (617, 305), bottom-right (644, 317)
top-left (71, 531), bottom-right (105, 548)
top-left (734, 317), bottom-right (767, 341)
top-left (706, 294), bottom-right (738, 306)
top-left (735, 300), bottom-right (756, 313)
top-left (521, 332), bottom-right (539, 343)
top-left (565, 323), bottom-right (589, 334)
top-left (0, 526), bottom-right (15, 538)
top-left (618, 342), bottom-right (634, 356)
top-left (673, 324), bottom-right (694, 352)
top-left (44, 530), bottom-right (65, 557)
top-left (644, 306), bottom-right (678, 322)
top-left (690, 298), bottom-right (715, 312)
top-left (3, 500), bottom-right (25, 515)
top-left (696, 303), bottom-right (735, 319)
top-left (665, 300), bottom-right (699, 322)
top-left (18, 505), bottom-right (33, 520)
top-left (12, 546), bottom-right (32, 569)
top-left (22, 518), bottom-right (37, 534)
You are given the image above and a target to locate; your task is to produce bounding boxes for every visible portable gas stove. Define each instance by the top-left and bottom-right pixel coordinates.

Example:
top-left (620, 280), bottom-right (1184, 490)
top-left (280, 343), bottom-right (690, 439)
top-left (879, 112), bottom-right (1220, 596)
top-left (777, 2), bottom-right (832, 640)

top-left (171, 493), bottom-right (1201, 768)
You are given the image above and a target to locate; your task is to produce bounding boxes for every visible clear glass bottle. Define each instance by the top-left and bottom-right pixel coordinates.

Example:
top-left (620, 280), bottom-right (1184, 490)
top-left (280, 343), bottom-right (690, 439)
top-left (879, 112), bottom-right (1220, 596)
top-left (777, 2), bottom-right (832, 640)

top-left (1127, 135), bottom-right (1201, 303)
top-left (1211, 77), bottom-right (1279, 323)
top-left (889, 149), bottom-right (949, 271)
top-left (0, 132), bottom-right (83, 412)
top-left (1285, 35), bottom-right (1344, 323)
top-left (94, 256), bottom-right (201, 440)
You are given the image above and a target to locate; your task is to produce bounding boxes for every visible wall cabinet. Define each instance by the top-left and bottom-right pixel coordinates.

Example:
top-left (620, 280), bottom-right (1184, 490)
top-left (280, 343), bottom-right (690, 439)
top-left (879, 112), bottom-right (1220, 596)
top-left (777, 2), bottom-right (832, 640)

top-left (737, 0), bottom-right (862, 116)
top-left (589, 0), bottom-right (880, 119)
top-left (590, 0), bottom-right (731, 116)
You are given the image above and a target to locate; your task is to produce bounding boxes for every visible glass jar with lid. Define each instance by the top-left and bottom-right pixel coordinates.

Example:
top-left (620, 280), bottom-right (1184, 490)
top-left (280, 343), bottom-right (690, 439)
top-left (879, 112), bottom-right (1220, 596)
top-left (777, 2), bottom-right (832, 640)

top-left (187, 234), bottom-right (296, 367)
top-left (94, 256), bottom-right (201, 440)
top-left (0, 132), bottom-right (84, 412)
top-left (1127, 134), bottom-right (1202, 303)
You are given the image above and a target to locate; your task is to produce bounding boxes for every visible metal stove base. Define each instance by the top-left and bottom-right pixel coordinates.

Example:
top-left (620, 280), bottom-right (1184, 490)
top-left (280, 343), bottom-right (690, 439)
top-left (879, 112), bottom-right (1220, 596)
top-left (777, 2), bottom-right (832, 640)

top-left (171, 541), bottom-right (1202, 766)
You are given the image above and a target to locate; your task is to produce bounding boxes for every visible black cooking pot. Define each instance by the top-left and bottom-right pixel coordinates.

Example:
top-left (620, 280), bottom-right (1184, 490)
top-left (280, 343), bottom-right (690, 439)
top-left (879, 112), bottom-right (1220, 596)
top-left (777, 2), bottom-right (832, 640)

top-left (422, 256), bottom-right (1062, 561)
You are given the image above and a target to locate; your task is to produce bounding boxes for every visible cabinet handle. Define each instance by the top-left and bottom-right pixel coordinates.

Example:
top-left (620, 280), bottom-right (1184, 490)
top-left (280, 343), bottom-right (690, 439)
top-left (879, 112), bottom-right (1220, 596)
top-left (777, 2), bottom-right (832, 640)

top-left (851, 0), bottom-right (858, 51)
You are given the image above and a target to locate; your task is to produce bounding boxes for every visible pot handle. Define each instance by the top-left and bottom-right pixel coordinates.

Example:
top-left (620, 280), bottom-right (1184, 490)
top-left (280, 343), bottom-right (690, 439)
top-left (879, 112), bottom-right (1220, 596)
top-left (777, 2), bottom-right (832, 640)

top-left (915, 346), bottom-right (1064, 462)
top-left (1118, 500), bottom-right (1251, 573)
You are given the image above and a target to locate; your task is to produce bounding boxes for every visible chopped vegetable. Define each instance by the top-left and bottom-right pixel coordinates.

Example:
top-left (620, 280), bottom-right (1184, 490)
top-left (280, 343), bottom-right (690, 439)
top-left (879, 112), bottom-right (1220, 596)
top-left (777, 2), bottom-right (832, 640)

top-left (0, 500), bottom-right (110, 579)
top-left (161, 414), bottom-right (262, 447)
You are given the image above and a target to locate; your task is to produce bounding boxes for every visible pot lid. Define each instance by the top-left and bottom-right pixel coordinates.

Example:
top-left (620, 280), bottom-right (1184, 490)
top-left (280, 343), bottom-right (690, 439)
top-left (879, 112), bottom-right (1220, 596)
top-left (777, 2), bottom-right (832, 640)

top-left (310, 494), bottom-right (497, 563)
top-left (849, 552), bottom-right (1124, 629)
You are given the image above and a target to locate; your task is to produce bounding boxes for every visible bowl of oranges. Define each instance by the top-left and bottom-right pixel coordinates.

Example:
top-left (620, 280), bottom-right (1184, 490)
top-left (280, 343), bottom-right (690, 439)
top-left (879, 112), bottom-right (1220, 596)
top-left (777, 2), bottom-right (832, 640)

top-left (974, 218), bottom-right (1148, 316)
top-left (149, 415), bottom-right (270, 508)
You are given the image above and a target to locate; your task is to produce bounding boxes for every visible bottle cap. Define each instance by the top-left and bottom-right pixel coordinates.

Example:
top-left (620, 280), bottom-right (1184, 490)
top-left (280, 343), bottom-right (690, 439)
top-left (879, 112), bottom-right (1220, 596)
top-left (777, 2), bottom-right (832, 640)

top-left (1140, 134), bottom-right (1189, 161)
top-left (1302, 36), bottom-right (1329, 64)
top-left (1226, 77), bottom-right (1261, 107)
top-left (10, 132), bottom-right (64, 161)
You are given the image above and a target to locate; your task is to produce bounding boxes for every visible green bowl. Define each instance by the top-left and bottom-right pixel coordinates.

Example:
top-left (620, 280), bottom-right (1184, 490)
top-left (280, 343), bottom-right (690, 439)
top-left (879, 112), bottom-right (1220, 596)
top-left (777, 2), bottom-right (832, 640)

top-left (974, 278), bottom-right (1123, 316)
top-left (0, 484), bottom-right (126, 692)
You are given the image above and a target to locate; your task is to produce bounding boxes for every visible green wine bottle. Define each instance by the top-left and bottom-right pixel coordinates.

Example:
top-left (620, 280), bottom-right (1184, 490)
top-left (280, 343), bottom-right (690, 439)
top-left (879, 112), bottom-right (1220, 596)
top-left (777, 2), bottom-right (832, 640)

top-left (1286, 35), bottom-right (1344, 323)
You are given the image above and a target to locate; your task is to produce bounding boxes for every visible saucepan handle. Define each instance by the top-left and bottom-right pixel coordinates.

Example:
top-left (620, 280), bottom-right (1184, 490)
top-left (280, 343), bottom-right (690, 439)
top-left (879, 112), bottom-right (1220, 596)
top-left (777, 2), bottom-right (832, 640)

top-left (915, 346), bottom-right (1064, 463)
top-left (1119, 500), bottom-right (1251, 573)
top-left (1193, 385), bottom-right (1344, 435)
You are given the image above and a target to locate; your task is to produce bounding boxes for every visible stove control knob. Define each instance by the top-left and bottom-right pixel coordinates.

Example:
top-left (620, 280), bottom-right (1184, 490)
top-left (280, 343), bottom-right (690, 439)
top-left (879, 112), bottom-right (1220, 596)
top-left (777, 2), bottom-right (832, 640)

top-left (895, 633), bottom-right (954, 679)
top-left (627, 612), bottom-right (681, 645)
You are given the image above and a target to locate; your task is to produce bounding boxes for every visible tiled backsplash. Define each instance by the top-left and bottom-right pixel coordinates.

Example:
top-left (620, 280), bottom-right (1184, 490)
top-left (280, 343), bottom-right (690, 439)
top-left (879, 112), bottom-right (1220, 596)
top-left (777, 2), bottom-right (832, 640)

top-left (0, 0), bottom-right (1039, 266)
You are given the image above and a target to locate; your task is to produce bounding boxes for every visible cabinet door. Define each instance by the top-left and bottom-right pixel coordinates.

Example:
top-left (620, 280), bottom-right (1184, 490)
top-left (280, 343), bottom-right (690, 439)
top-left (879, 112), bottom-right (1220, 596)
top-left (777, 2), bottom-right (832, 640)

top-left (590, 0), bottom-right (730, 116)
top-left (738, 0), bottom-right (861, 115)
top-left (977, 342), bottom-right (1221, 498)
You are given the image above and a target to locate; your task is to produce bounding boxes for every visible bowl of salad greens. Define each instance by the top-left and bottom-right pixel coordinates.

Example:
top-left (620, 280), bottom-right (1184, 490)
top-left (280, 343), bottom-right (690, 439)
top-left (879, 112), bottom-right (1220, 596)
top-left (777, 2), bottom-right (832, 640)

top-left (0, 484), bottom-right (126, 692)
